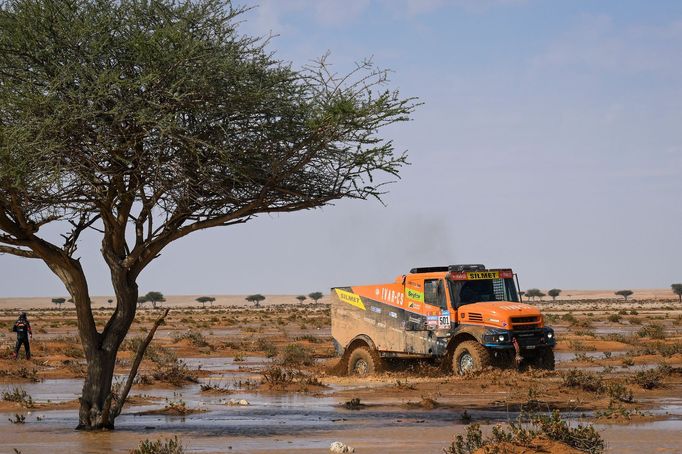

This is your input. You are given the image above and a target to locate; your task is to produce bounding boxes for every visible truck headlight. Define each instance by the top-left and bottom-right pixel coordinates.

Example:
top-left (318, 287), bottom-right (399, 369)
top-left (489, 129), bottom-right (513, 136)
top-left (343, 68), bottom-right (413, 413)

top-left (498, 335), bottom-right (506, 342)
top-left (547, 331), bottom-right (554, 339)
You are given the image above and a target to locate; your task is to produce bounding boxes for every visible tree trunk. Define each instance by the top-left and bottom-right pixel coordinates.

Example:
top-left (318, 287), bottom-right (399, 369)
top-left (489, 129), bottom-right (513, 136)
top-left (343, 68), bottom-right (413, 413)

top-left (77, 350), bottom-right (117, 430)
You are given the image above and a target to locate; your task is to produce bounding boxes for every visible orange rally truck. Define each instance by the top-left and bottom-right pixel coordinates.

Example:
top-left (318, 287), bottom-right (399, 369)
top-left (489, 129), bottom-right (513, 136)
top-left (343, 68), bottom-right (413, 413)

top-left (331, 264), bottom-right (555, 375)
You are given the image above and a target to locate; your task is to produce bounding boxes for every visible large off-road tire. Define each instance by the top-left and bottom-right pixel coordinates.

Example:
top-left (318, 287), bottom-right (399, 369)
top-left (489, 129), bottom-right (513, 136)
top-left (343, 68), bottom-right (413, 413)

top-left (347, 346), bottom-right (382, 376)
top-left (452, 341), bottom-right (492, 375)
top-left (530, 348), bottom-right (555, 370)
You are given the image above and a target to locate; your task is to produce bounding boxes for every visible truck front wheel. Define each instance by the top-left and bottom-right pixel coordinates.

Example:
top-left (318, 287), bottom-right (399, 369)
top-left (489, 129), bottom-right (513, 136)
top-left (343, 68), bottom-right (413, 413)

top-left (347, 346), bottom-right (381, 376)
top-left (453, 341), bottom-right (492, 375)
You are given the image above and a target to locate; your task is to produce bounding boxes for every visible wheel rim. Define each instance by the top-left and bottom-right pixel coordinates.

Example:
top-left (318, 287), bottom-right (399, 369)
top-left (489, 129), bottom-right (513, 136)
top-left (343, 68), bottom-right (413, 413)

top-left (353, 358), bottom-right (369, 375)
top-left (459, 351), bottom-right (475, 373)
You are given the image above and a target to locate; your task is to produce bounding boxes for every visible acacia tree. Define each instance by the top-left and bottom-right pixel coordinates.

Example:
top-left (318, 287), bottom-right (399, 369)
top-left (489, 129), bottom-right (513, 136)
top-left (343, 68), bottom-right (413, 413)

top-left (672, 284), bottom-right (682, 303)
top-left (547, 288), bottom-right (561, 301)
top-left (245, 294), bottom-right (265, 307)
top-left (525, 288), bottom-right (543, 301)
top-left (296, 295), bottom-right (307, 303)
top-left (144, 291), bottom-right (165, 309)
top-left (615, 290), bottom-right (633, 301)
top-left (196, 296), bottom-right (215, 308)
top-left (52, 297), bottom-right (65, 308)
top-left (308, 291), bottom-right (323, 303)
top-left (0, 0), bottom-right (415, 430)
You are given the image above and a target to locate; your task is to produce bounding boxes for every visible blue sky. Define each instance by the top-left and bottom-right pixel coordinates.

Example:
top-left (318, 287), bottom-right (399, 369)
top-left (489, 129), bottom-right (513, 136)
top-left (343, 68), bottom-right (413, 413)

top-left (1, 0), bottom-right (681, 297)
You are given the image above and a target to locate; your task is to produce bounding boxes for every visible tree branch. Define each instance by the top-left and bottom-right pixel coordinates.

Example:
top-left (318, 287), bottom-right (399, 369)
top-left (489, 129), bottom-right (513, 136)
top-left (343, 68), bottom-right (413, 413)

top-left (0, 245), bottom-right (39, 258)
top-left (111, 308), bottom-right (169, 418)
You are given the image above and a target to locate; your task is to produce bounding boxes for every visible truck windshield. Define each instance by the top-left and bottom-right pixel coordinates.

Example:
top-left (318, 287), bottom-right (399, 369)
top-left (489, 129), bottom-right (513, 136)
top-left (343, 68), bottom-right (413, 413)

top-left (450, 278), bottom-right (519, 307)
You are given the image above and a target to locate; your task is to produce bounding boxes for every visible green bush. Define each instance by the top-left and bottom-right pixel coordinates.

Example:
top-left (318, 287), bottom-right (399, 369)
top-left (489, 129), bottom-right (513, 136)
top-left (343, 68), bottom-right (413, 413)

top-left (562, 369), bottom-right (604, 393)
top-left (637, 323), bottom-right (665, 339)
top-left (280, 344), bottom-right (315, 366)
top-left (130, 436), bottom-right (184, 454)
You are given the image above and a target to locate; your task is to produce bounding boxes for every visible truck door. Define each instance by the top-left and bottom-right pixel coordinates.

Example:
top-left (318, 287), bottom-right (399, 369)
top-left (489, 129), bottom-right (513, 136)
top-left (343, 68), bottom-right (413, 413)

top-left (424, 279), bottom-right (451, 329)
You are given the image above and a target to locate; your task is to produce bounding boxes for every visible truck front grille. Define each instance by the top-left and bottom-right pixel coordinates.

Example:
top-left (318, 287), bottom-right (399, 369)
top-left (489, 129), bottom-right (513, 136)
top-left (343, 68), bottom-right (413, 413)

top-left (468, 312), bottom-right (483, 322)
top-left (511, 316), bottom-right (541, 329)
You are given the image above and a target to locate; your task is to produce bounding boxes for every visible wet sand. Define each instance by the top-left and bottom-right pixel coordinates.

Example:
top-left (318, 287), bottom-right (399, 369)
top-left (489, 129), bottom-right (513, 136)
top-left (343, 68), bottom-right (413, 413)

top-left (1, 299), bottom-right (681, 452)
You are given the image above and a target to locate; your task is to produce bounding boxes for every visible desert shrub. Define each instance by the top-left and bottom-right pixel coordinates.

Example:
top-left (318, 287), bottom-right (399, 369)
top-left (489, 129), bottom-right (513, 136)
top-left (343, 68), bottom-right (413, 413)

top-left (63, 346), bottom-right (84, 358)
top-left (617, 309), bottom-right (628, 315)
top-left (534, 410), bottom-right (605, 453)
top-left (561, 313), bottom-right (577, 324)
top-left (621, 357), bottom-right (635, 367)
top-left (569, 340), bottom-right (596, 352)
top-left (255, 338), bottom-right (278, 358)
top-left (637, 323), bottom-right (665, 339)
top-left (444, 411), bottom-right (604, 454)
top-left (130, 436), bottom-right (184, 454)
top-left (629, 317), bottom-right (642, 325)
top-left (629, 310), bottom-right (639, 315)
top-left (295, 334), bottom-right (324, 344)
top-left (444, 423), bottom-right (484, 454)
top-left (260, 365), bottom-right (323, 389)
top-left (607, 314), bottom-right (621, 323)
top-left (607, 382), bottom-right (634, 403)
top-left (654, 342), bottom-right (682, 357)
top-left (631, 364), bottom-right (671, 390)
top-left (562, 369), bottom-right (604, 393)
top-left (1, 387), bottom-right (33, 408)
top-left (171, 330), bottom-right (209, 347)
top-left (152, 359), bottom-right (198, 386)
top-left (279, 344), bottom-right (315, 367)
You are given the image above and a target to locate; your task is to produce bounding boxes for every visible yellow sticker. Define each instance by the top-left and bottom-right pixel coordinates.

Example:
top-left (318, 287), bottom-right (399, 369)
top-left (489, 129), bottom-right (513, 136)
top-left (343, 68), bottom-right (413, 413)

top-left (335, 288), bottom-right (366, 310)
top-left (466, 271), bottom-right (500, 280)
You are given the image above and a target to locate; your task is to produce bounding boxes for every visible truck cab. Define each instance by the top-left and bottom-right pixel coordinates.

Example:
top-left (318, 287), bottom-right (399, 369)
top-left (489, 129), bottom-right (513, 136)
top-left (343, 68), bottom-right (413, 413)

top-left (331, 264), bottom-right (555, 375)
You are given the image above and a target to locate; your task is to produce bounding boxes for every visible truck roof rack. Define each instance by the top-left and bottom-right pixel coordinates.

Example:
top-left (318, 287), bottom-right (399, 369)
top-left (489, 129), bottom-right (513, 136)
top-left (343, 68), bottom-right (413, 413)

top-left (409, 266), bottom-right (450, 273)
top-left (409, 264), bottom-right (486, 274)
top-left (448, 264), bottom-right (486, 272)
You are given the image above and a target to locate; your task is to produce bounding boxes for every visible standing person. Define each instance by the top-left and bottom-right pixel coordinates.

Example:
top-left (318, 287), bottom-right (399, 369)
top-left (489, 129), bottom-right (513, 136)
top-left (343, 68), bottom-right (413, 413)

top-left (12, 312), bottom-right (32, 360)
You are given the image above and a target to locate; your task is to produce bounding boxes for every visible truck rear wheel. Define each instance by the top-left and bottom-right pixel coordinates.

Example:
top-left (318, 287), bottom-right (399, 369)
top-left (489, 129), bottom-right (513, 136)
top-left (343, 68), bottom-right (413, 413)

top-left (347, 346), bottom-right (381, 376)
top-left (453, 341), bottom-right (492, 375)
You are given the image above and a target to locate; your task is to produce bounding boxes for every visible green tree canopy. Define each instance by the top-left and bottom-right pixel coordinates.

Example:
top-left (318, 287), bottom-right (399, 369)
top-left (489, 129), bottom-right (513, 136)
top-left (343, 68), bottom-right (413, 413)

top-left (0, 0), bottom-right (415, 430)
top-left (671, 284), bottom-right (682, 303)
top-left (245, 294), bottom-right (265, 307)
top-left (196, 296), bottom-right (216, 307)
top-left (143, 291), bottom-right (165, 308)
top-left (308, 291), bottom-right (324, 303)
top-left (615, 290), bottom-right (633, 301)
top-left (525, 289), bottom-right (543, 301)
top-left (296, 295), bottom-right (307, 303)
top-left (547, 289), bottom-right (561, 301)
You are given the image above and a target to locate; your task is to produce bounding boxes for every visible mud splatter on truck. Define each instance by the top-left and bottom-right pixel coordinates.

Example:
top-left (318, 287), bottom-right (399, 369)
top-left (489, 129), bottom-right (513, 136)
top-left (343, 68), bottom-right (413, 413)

top-left (331, 264), bottom-right (556, 375)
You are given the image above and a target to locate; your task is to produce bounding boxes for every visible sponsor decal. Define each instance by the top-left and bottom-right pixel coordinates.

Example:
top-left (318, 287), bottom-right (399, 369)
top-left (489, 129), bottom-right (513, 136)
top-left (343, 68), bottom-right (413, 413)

top-left (388, 311), bottom-right (398, 318)
top-left (370, 306), bottom-right (382, 314)
top-left (335, 288), bottom-right (366, 310)
top-left (408, 301), bottom-right (421, 310)
top-left (426, 315), bottom-right (438, 330)
top-left (379, 287), bottom-right (405, 306)
top-left (406, 288), bottom-right (424, 302)
top-left (466, 271), bottom-right (500, 280)
top-left (408, 316), bottom-right (422, 324)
